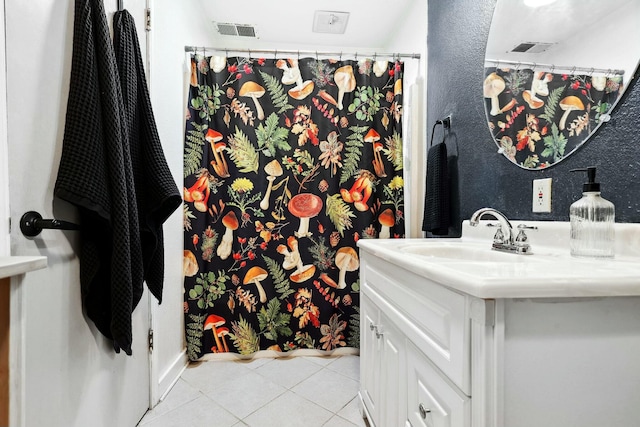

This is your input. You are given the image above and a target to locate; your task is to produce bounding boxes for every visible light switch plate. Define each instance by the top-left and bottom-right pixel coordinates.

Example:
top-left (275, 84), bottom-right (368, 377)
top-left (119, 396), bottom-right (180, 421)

top-left (532, 178), bottom-right (552, 213)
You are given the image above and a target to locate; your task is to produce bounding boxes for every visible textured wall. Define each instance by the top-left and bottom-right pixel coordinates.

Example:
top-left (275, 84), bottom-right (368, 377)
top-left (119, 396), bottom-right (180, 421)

top-left (427, 0), bottom-right (640, 236)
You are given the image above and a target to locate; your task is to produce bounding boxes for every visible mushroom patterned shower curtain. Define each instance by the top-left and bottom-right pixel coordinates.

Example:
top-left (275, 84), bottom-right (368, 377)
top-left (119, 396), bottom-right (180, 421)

top-left (183, 54), bottom-right (404, 360)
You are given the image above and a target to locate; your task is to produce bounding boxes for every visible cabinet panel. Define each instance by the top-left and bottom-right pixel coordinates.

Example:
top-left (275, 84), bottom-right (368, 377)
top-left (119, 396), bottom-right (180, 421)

top-left (360, 294), bottom-right (380, 424)
top-left (363, 259), bottom-right (470, 394)
top-left (407, 341), bottom-right (470, 427)
top-left (379, 310), bottom-right (406, 427)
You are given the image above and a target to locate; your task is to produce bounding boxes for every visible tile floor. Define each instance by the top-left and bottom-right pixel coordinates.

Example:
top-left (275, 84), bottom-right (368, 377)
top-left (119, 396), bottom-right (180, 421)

top-left (137, 355), bottom-right (367, 427)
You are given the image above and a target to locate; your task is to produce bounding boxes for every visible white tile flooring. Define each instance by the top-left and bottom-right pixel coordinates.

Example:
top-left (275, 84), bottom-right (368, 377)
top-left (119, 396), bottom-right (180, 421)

top-left (138, 355), bottom-right (367, 427)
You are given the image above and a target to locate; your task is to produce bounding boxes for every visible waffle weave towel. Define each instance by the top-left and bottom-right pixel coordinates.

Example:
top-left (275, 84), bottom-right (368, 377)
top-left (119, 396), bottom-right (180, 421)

top-left (421, 142), bottom-right (450, 235)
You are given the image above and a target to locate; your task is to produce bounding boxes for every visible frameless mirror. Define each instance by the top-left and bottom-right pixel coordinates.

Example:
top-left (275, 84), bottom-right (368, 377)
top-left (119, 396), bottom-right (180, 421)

top-left (484, 0), bottom-right (640, 169)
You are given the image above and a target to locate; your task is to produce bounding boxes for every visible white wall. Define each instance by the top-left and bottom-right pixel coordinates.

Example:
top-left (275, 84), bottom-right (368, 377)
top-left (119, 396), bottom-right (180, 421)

top-left (6, 1), bottom-right (154, 426)
top-left (0, 0), bottom-right (9, 256)
top-left (150, 0), bottom-right (214, 401)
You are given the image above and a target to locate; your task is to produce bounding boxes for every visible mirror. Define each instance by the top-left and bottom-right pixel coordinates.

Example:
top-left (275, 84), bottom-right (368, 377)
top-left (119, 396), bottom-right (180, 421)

top-left (484, 0), bottom-right (640, 169)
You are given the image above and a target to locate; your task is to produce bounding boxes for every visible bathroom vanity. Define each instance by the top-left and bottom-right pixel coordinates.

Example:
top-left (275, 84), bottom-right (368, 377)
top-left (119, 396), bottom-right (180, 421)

top-left (0, 256), bottom-right (46, 425)
top-left (358, 221), bottom-right (640, 427)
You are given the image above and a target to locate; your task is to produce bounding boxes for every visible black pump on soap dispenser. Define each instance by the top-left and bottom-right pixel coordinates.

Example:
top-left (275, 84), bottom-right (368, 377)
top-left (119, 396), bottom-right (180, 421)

top-left (569, 167), bottom-right (615, 258)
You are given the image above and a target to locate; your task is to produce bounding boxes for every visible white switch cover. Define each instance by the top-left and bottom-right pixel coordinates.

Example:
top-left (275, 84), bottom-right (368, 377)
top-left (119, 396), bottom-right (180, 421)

top-left (532, 178), bottom-right (552, 213)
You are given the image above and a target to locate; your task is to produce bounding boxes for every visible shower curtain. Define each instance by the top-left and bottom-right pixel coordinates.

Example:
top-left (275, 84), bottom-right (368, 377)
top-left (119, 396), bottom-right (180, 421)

top-left (183, 54), bottom-right (404, 360)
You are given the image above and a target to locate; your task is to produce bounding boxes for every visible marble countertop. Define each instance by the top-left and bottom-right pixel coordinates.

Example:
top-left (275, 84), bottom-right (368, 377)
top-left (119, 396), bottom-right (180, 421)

top-left (357, 221), bottom-right (640, 299)
top-left (0, 256), bottom-right (47, 279)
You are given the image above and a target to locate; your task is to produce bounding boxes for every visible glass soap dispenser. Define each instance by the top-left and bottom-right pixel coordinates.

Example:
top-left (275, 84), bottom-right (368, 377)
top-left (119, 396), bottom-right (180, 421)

top-left (569, 167), bottom-right (615, 258)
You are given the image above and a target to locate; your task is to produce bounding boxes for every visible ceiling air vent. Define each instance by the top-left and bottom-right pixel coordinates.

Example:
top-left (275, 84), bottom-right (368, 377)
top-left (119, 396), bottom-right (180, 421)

top-left (510, 42), bottom-right (554, 53)
top-left (215, 22), bottom-right (257, 38)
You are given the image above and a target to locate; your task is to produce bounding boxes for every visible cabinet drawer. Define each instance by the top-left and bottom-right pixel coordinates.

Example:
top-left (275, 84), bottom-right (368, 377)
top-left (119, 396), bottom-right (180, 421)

top-left (407, 341), bottom-right (470, 427)
top-left (362, 258), bottom-right (471, 394)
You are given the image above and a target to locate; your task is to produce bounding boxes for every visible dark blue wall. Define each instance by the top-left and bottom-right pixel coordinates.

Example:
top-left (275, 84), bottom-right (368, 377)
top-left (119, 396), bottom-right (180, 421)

top-left (427, 0), bottom-right (640, 236)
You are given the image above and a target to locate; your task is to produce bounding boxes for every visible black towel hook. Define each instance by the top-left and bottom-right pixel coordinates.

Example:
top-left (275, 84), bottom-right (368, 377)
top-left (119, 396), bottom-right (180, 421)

top-left (429, 116), bottom-right (451, 148)
top-left (20, 211), bottom-right (80, 237)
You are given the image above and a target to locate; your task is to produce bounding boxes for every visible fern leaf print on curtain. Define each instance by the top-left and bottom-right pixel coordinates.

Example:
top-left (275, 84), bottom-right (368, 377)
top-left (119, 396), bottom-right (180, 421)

top-left (183, 55), bottom-right (404, 360)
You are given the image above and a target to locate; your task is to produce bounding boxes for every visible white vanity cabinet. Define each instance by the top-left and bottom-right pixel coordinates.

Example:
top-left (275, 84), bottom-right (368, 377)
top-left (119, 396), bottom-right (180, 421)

top-left (358, 237), bottom-right (640, 427)
top-left (359, 253), bottom-right (475, 427)
top-left (360, 293), bottom-right (406, 426)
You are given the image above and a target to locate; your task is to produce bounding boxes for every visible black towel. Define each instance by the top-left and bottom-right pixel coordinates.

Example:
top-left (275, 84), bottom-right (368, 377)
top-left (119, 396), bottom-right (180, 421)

top-left (54, 1), bottom-right (179, 355)
top-left (422, 142), bottom-right (450, 235)
top-left (113, 10), bottom-right (181, 304)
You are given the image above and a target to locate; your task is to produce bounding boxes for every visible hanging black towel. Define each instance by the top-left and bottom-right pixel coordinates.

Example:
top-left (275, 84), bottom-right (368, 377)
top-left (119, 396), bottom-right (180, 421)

top-left (113, 10), bottom-right (182, 304)
top-left (421, 141), bottom-right (451, 235)
top-left (53, 0), bottom-right (150, 355)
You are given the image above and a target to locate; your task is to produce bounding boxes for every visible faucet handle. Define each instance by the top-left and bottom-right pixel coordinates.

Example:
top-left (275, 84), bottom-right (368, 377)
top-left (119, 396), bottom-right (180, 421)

top-left (516, 224), bottom-right (537, 242)
top-left (492, 226), bottom-right (505, 244)
top-left (515, 224), bottom-right (536, 253)
top-left (517, 224), bottom-right (538, 230)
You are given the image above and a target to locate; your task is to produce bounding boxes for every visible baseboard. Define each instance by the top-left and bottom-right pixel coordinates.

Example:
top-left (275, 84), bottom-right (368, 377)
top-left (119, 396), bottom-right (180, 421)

top-left (197, 346), bottom-right (360, 362)
top-left (157, 350), bottom-right (188, 404)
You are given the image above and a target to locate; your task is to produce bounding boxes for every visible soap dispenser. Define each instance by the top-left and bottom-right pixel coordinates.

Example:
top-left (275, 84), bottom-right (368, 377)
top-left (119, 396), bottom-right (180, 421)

top-left (569, 167), bottom-right (615, 258)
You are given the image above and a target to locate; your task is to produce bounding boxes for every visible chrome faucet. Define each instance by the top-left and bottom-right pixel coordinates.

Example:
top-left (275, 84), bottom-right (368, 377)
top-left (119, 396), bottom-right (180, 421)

top-left (469, 208), bottom-right (533, 254)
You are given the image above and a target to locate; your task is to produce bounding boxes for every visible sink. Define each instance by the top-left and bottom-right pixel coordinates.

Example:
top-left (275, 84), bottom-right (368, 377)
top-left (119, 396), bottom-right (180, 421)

top-left (399, 242), bottom-right (540, 262)
top-left (357, 220), bottom-right (640, 299)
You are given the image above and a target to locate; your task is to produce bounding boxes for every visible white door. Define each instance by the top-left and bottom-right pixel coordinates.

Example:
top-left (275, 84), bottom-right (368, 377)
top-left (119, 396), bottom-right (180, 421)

top-left (5, 1), bottom-right (151, 426)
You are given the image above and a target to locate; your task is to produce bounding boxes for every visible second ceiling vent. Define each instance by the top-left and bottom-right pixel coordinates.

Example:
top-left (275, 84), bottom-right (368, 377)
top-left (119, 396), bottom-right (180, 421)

top-left (215, 22), bottom-right (258, 38)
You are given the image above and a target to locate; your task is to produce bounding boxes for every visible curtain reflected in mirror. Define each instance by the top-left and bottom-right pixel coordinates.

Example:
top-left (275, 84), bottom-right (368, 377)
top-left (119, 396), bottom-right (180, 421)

top-left (484, 67), bottom-right (622, 168)
top-left (485, 0), bottom-right (640, 169)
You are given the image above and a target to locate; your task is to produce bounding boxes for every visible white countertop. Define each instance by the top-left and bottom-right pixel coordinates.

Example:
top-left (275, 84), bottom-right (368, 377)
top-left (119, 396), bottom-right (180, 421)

top-left (0, 256), bottom-right (47, 279)
top-left (357, 221), bottom-right (640, 299)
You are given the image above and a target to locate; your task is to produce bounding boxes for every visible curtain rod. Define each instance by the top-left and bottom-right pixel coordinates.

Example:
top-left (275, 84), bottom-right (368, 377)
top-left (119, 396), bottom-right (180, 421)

top-left (184, 46), bottom-right (421, 60)
top-left (485, 59), bottom-right (624, 76)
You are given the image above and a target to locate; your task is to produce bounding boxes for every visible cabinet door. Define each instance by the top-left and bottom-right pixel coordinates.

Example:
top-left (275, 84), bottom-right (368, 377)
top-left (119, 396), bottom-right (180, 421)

top-left (379, 309), bottom-right (407, 427)
top-left (406, 341), bottom-right (470, 427)
top-left (360, 294), bottom-right (381, 424)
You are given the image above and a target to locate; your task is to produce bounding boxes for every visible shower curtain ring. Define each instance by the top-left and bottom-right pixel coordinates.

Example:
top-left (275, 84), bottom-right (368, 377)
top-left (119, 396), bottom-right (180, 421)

top-left (340, 52), bottom-right (343, 61)
top-left (588, 67), bottom-right (594, 76)
top-left (315, 51), bottom-right (318, 61)
top-left (297, 50), bottom-right (300, 60)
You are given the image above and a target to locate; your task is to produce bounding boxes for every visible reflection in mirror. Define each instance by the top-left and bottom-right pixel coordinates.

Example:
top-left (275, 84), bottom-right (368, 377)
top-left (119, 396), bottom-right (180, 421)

top-left (484, 0), bottom-right (640, 169)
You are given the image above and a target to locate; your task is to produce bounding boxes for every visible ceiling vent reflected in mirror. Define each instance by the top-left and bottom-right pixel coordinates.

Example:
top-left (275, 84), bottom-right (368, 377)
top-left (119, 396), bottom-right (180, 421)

top-left (215, 22), bottom-right (258, 38)
top-left (510, 42), bottom-right (554, 53)
top-left (313, 11), bottom-right (350, 34)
